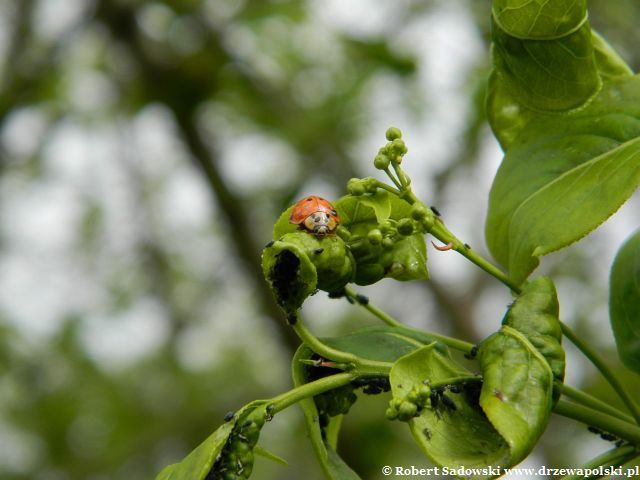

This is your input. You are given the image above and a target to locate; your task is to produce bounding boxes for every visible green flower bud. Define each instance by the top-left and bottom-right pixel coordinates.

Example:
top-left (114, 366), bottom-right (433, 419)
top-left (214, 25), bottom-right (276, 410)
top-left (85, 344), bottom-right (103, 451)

top-left (398, 400), bottom-right (418, 421)
top-left (385, 127), bottom-right (402, 141)
top-left (380, 220), bottom-right (395, 235)
top-left (368, 229), bottom-right (383, 245)
top-left (336, 225), bottom-right (351, 240)
top-left (385, 406), bottom-right (399, 421)
top-left (407, 389), bottom-right (420, 404)
top-left (397, 218), bottom-right (414, 236)
top-left (416, 385), bottom-right (431, 403)
top-left (363, 177), bottom-right (379, 194)
top-left (391, 138), bottom-right (408, 155)
top-left (410, 202), bottom-right (429, 221)
top-left (374, 154), bottom-right (391, 170)
top-left (382, 237), bottom-right (395, 250)
top-left (347, 178), bottom-right (366, 196)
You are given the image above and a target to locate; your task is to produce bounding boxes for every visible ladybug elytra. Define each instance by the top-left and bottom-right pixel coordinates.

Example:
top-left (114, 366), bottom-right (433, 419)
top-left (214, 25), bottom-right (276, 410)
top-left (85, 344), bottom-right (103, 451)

top-left (290, 195), bottom-right (340, 236)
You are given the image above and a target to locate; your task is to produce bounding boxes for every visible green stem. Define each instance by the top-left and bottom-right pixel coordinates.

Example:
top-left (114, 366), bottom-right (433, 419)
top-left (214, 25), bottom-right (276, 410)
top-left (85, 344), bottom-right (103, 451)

top-left (558, 383), bottom-right (634, 423)
top-left (383, 167), bottom-right (402, 189)
top-left (401, 190), bottom-right (522, 294)
top-left (291, 317), bottom-right (392, 375)
top-left (342, 286), bottom-right (475, 354)
top-left (391, 162), bottom-right (409, 188)
top-left (560, 322), bottom-right (640, 424)
top-left (561, 444), bottom-right (638, 480)
top-left (554, 400), bottom-right (640, 444)
top-left (270, 372), bottom-right (354, 415)
top-left (371, 178), bottom-right (401, 196)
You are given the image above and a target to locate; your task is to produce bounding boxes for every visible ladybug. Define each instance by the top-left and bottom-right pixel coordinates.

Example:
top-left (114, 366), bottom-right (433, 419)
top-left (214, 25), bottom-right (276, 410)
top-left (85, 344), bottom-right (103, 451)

top-left (290, 195), bottom-right (340, 236)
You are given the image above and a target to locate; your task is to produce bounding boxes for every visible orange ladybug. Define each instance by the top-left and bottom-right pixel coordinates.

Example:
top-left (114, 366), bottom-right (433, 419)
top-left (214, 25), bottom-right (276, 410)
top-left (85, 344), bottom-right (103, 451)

top-left (290, 195), bottom-right (340, 235)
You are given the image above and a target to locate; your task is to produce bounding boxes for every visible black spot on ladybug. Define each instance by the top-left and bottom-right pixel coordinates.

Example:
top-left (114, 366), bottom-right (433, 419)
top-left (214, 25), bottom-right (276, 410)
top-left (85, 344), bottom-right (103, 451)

top-left (223, 411), bottom-right (235, 422)
top-left (306, 197), bottom-right (313, 201)
top-left (430, 206), bottom-right (441, 216)
top-left (314, 248), bottom-right (324, 254)
top-left (265, 240), bottom-right (274, 248)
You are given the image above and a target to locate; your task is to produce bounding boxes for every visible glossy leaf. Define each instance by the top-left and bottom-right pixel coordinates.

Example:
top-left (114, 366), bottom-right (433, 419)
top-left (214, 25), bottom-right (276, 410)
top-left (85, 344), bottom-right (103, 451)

top-left (155, 400), bottom-right (268, 480)
top-left (322, 325), bottom-right (448, 362)
top-left (291, 345), bottom-right (361, 480)
top-left (610, 228), bottom-right (640, 373)
top-left (155, 421), bottom-right (234, 480)
top-left (492, 0), bottom-right (586, 40)
top-left (390, 344), bottom-right (509, 478)
top-left (486, 0), bottom-right (640, 284)
top-left (477, 326), bottom-right (554, 466)
top-left (501, 276), bottom-right (564, 384)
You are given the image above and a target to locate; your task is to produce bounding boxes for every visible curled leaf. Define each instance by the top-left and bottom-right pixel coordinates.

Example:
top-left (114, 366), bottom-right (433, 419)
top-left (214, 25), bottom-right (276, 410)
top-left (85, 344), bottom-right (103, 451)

top-left (502, 276), bottom-right (565, 384)
top-left (262, 233), bottom-right (355, 313)
top-left (477, 326), bottom-right (554, 466)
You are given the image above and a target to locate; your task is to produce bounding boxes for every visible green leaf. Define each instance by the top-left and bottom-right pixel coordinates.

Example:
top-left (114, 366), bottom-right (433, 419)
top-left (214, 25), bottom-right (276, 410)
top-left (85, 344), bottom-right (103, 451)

top-left (322, 325), bottom-right (448, 362)
top-left (254, 445), bottom-right (289, 467)
top-left (272, 204), bottom-right (299, 239)
top-left (486, 1), bottom-right (640, 284)
top-left (477, 325), bottom-right (554, 466)
top-left (155, 400), bottom-right (268, 480)
top-left (490, 17), bottom-right (599, 113)
top-left (292, 345), bottom-right (361, 480)
top-left (381, 234), bottom-right (428, 281)
top-left (262, 233), bottom-right (355, 312)
top-left (389, 344), bottom-right (509, 478)
top-left (155, 421), bottom-right (234, 480)
top-left (492, 0), bottom-right (586, 40)
top-left (610, 228), bottom-right (640, 373)
top-left (486, 75), bottom-right (640, 285)
top-left (501, 276), bottom-right (565, 385)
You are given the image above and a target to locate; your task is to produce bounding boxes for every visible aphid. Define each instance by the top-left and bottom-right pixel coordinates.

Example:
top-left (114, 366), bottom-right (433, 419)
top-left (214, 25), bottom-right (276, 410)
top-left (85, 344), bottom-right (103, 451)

top-left (355, 294), bottom-right (369, 305)
top-left (448, 384), bottom-right (462, 394)
top-left (430, 206), bottom-right (441, 216)
top-left (265, 404), bottom-right (275, 422)
top-left (290, 195), bottom-right (340, 236)
top-left (423, 427), bottom-right (432, 440)
top-left (224, 411), bottom-right (235, 422)
top-left (265, 240), bottom-right (274, 248)
top-left (313, 248), bottom-right (324, 254)
top-left (430, 387), bottom-right (457, 415)
top-left (464, 345), bottom-right (478, 360)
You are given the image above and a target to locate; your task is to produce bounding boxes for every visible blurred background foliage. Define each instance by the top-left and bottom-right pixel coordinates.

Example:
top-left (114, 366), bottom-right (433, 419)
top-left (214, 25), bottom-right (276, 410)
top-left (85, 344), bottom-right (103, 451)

top-left (0, 1), bottom-right (639, 479)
